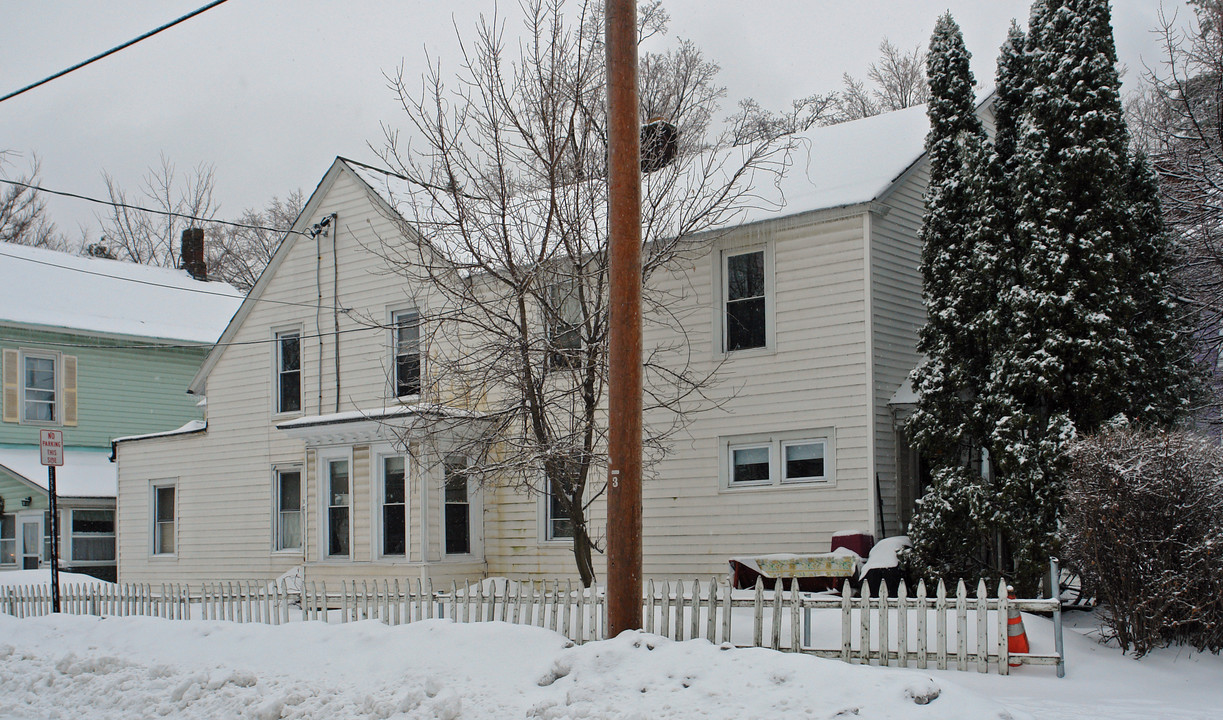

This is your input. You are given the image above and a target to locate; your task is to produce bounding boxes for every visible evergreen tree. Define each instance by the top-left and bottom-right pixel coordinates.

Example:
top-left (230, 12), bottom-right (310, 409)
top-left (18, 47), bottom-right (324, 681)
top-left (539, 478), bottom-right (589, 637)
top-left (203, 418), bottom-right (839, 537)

top-left (905, 14), bottom-right (996, 583)
top-left (985, 0), bottom-right (1195, 593)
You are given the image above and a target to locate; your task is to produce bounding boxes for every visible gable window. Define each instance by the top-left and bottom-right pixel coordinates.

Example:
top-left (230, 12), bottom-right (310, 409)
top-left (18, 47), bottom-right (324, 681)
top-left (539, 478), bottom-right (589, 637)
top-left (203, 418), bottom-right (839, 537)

top-left (724, 249), bottom-right (767, 352)
top-left (22, 351), bottom-right (57, 423)
top-left (393, 310), bottom-right (421, 397)
top-left (274, 468), bottom-right (302, 551)
top-left (443, 456), bottom-right (471, 555)
top-left (381, 455), bottom-right (407, 557)
top-left (276, 330), bottom-right (301, 413)
top-left (326, 459), bottom-right (350, 557)
top-left (0, 514), bottom-right (14, 565)
top-left (546, 483), bottom-right (574, 541)
top-left (70, 509), bottom-right (115, 562)
top-left (722, 430), bottom-right (835, 490)
top-left (154, 484), bottom-right (176, 555)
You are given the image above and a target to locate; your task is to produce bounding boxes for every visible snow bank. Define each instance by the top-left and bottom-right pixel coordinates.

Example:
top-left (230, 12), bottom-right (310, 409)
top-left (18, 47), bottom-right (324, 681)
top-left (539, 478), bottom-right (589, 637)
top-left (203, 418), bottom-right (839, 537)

top-left (0, 569), bottom-right (113, 588)
top-left (0, 614), bottom-right (1007, 720)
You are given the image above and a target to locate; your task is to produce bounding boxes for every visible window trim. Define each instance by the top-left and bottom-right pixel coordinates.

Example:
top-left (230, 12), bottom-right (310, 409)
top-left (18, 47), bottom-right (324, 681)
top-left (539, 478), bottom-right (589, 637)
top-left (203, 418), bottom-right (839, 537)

top-left (376, 450), bottom-right (410, 560)
top-left (713, 241), bottom-right (775, 358)
top-left (272, 326), bottom-right (303, 416)
top-left (390, 308), bottom-right (422, 400)
top-left (151, 481), bottom-right (177, 557)
top-left (272, 465), bottom-right (304, 553)
top-left (19, 348), bottom-right (60, 426)
top-left (318, 449), bottom-right (353, 561)
top-left (720, 429), bottom-right (835, 491)
top-left (68, 508), bottom-right (116, 564)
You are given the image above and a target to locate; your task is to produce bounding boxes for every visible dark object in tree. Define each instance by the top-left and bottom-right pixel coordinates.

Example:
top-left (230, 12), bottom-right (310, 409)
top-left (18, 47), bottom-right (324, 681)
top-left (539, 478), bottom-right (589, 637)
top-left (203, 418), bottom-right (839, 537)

top-left (640, 117), bottom-right (677, 173)
top-left (1062, 427), bottom-right (1223, 656)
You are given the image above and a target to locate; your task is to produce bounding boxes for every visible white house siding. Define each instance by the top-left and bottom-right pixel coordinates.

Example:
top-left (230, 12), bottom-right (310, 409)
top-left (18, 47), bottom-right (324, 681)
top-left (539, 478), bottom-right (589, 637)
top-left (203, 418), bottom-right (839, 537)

top-left (870, 159), bottom-right (931, 539)
top-left (640, 210), bottom-right (872, 578)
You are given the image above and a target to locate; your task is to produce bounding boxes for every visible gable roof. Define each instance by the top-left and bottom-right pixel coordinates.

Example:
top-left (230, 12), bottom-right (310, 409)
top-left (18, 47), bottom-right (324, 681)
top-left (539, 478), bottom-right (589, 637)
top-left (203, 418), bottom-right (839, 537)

top-left (0, 242), bottom-right (243, 344)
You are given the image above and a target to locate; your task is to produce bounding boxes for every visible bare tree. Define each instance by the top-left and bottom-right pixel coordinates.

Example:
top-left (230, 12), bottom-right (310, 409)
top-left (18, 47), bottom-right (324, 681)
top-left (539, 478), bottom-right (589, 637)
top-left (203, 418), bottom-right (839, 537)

top-left (99, 153), bottom-right (219, 268)
top-left (1132, 0), bottom-right (1223, 422)
top-left (373, 0), bottom-right (793, 585)
top-left (209, 191), bottom-right (304, 291)
top-left (0, 153), bottom-right (65, 250)
top-left (868, 38), bottom-right (930, 110)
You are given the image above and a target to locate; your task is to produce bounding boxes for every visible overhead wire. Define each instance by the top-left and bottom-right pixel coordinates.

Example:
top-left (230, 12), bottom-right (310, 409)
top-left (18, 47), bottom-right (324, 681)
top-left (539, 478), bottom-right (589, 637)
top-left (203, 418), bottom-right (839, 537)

top-left (0, 178), bottom-right (308, 236)
top-left (0, 0), bottom-right (232, 104)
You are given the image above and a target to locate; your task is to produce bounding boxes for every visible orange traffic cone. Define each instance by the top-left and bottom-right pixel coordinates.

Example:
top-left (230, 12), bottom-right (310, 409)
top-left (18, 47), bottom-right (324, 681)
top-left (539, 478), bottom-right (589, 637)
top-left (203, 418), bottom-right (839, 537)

top-left (1006, 585), bottom-right (1030, 667)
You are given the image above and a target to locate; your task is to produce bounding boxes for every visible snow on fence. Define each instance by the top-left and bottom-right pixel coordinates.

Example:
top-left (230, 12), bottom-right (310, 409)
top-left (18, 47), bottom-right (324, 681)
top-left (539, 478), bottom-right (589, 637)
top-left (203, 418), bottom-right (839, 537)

top-left (2, 570), bottom-right (1065, 677)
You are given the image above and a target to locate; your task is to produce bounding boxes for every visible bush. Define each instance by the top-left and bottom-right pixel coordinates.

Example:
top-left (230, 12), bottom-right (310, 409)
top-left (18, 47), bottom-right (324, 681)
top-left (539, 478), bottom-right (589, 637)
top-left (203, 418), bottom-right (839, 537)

top-left (1062, 428), bottom-right (1223, 655)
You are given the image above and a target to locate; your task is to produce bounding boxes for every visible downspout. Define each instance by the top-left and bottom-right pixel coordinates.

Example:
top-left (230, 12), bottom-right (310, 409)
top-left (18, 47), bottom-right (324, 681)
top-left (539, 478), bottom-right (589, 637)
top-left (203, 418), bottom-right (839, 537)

top-left (863, 209), bottom-right (879, 540)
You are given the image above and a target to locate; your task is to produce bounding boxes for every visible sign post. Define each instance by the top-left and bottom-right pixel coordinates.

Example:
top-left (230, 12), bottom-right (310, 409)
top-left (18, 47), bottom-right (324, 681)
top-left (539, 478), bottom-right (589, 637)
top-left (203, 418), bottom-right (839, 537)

top-left (39, 429), bottom-right (63, 613)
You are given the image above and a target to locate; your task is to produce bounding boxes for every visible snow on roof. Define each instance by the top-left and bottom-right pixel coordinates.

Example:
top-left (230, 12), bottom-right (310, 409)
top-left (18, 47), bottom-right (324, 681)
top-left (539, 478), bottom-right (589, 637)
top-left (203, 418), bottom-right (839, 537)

top-left (111, 419), bottom-right (207, 445)
top-left (344, 103), bottom-right (932, 234)
top-left (0, 445), bottom-right (116, 498)
top-left (0, 243), bottom-right (244, 343)
top-left (274, 404), bottom-right (485, 430)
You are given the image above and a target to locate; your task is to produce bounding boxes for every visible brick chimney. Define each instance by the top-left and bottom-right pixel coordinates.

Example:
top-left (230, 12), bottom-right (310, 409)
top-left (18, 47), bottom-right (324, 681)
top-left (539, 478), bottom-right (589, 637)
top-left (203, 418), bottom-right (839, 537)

top-left (180, 228), bottom-right (207, 281)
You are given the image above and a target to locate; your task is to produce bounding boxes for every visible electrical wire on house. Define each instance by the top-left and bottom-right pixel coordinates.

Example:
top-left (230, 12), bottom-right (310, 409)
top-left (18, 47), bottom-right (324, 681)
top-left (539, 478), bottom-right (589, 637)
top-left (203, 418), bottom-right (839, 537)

top-left (0, 178), bottom-right (308, 236)
top-left (0, 0), bottom-right (231, 104)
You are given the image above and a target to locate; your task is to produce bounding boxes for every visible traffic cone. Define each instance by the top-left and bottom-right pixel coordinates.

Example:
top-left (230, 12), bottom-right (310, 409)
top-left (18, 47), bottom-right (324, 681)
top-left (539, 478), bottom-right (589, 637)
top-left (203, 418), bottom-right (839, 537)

top-left (1006, 585), bottom-right (1030, 667)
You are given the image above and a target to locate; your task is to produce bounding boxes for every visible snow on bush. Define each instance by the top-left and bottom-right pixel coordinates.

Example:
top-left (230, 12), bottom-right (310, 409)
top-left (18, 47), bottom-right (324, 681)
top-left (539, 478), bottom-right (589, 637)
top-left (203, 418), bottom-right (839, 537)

top-left (1062, 428), bottom-right (1223, 655)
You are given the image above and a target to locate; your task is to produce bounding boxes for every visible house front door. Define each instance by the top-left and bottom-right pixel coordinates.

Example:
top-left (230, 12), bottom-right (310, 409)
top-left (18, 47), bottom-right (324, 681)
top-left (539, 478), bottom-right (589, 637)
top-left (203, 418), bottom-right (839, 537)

top-left (20, 517), bottom-right (41, 570)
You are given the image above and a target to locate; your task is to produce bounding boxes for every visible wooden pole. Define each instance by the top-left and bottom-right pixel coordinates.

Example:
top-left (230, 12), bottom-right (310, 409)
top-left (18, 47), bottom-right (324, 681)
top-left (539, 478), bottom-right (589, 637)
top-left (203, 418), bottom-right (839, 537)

top-left (605, 0), bottom-right (643, 635)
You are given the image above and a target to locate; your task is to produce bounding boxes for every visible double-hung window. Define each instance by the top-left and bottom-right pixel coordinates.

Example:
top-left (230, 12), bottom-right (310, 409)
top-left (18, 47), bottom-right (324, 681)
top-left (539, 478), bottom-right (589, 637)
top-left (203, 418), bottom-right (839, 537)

top-left (275, 331), bottom-right (301, 413)
top-left (724, 431), bottom-right (833, 489)
top-left (393, 310), bottom-right (421, 397)
top-left (546, 276), bottom-right (582, 367)
top-left (154, 485), bottom-right (176, 555)
top-left (545, 482), bottom-right (574, 541)
top-left (723, 249), bottom-right (768, 352)
top-left (326, 459), bottom-right (350, 558)
top-left (22, 351), bottom-right (57, 423)
top-left (274, 468), bottom-right (302, 551)
top-left (70, 509), bottom-right (115, 562)
top-left (443, 456), bottom-right (471, 555)
top-left (381, 455), bottom-right (407, 557)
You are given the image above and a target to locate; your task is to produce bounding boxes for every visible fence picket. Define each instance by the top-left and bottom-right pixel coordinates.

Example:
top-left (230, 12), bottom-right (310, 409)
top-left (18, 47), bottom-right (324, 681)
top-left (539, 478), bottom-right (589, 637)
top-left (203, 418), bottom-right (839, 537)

top-left (840, 582), bottom-right (851, 662)
top-left (956, 580), bottom-right (968, 672)
top-left (997, 580), bottom-right (1010, 675)
top-left (691, 579), bottom-right (702, 642)
top-left (770, 579), bottom-right (783, 651)
top-left (789, 583), bottom-right (801, 652)
top-left (858, 586), bottom-right (871, 664)
top-left (878, 586), bottom-right (890, 667)
top-left (675, 580), bottom-right (686, 641)
top-left (976, 579), bottom-right (989, 673)
top-left (897, 581), bottom-right (909, 668)
top-left (935, 580), bottom-right (948, 670)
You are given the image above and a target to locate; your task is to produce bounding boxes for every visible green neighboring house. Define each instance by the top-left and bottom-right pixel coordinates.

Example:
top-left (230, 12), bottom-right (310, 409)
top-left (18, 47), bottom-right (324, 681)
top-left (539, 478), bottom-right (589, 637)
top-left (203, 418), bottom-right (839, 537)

top-left (0, 241), bottom-right (241, 581)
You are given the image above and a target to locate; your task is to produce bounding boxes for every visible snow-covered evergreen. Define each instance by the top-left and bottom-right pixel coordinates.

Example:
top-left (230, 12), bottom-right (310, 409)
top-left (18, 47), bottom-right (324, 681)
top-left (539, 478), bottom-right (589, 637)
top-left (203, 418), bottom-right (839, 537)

top-left (907, 0), bottom-right (1195, 595)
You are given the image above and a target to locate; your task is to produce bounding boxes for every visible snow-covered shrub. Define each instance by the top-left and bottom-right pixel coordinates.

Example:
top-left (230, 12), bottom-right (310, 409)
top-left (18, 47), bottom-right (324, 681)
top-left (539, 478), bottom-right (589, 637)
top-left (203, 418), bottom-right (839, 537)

top-left (1062, 428), bottom-right (1223, 655)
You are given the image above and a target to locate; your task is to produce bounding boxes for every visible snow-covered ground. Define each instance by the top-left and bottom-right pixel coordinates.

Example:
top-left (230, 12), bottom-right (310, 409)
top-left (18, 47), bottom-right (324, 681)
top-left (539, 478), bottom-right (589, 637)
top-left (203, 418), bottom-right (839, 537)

top-left (1, 572), bottom-right (1219, 719)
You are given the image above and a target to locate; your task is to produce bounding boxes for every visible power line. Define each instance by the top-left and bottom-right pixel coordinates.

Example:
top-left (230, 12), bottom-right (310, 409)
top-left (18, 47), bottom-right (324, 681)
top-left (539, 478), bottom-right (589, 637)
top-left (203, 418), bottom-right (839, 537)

top-left (0, 322), bottom-right (384, 352)
top-left (0, 178), bottom-right (305, 236)
top-left (0, 248), bottom-right (333, 312)
top-left (0, 0), bottom-right (232, 104)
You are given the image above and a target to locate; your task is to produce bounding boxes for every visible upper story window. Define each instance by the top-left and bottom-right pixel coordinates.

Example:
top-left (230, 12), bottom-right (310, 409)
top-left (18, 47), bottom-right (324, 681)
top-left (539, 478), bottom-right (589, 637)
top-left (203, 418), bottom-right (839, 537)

top-left (724, 249), bottom-right (767, 352)
top-left (3, 349), bottom-right (76, 427)
top-left (393, 310), bottom-right (421, 398)
top-left (546, 277), bottom-right (582, 367)
top-left (22, 352), bottom-right (57, 423)
top-left (275, 331), bottom-right (301, 413)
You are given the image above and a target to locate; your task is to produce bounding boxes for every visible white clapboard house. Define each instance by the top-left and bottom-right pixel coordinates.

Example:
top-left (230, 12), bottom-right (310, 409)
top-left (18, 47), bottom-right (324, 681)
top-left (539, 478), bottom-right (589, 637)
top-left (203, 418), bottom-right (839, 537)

top-left (113, 102), bottom-right (985, 585)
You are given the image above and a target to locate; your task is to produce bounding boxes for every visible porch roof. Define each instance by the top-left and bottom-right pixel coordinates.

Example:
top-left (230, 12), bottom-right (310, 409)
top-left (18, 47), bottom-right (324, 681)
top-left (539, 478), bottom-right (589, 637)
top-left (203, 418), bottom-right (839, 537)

top-left (0, 445), bottom-right (116, 499)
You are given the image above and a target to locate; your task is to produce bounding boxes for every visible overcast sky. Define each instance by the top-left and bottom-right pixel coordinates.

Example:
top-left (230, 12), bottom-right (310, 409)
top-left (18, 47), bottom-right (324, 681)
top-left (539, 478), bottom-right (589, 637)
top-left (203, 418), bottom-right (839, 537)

top-left (0, 1), bottom-right (1191, 244)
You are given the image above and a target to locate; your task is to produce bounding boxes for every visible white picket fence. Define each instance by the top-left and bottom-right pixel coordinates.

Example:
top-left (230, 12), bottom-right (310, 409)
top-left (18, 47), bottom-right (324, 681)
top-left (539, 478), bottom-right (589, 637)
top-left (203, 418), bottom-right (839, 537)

top-left (2, 574), bottom-right (1064, 676)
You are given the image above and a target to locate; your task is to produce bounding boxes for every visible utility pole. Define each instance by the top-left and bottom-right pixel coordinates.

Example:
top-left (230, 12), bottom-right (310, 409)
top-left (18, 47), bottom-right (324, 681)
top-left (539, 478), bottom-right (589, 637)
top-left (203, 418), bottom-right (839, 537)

top-left (605, 0), bottom-right (643, 634)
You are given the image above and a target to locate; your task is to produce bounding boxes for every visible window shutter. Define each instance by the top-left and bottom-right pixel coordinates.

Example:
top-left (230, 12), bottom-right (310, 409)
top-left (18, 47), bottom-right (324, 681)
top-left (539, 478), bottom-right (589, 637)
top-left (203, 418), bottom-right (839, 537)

top-left (62, 355), bottom-right (78, 426)
top-left (2, 349), bottom-right (17, 423)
